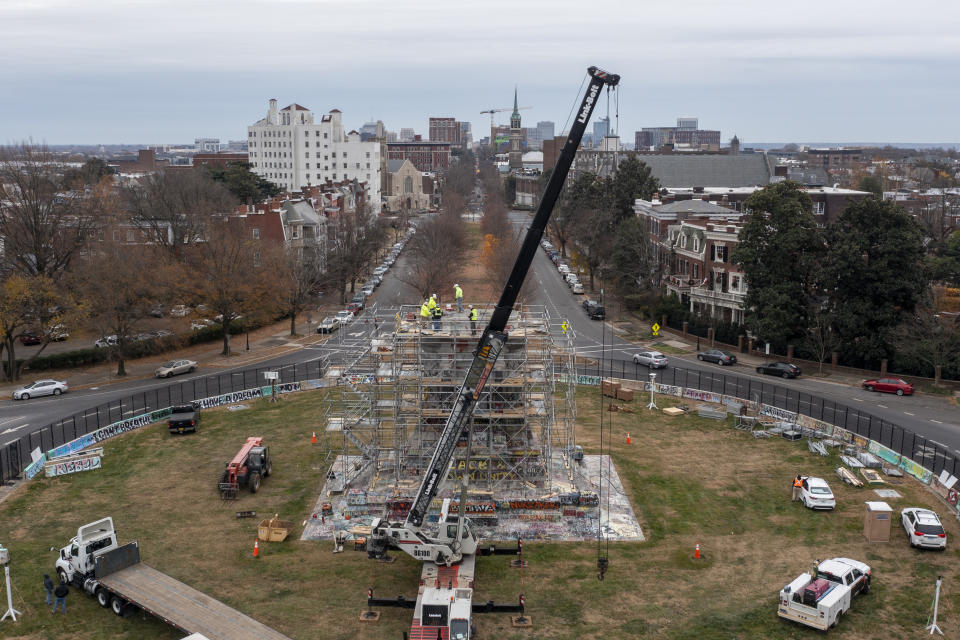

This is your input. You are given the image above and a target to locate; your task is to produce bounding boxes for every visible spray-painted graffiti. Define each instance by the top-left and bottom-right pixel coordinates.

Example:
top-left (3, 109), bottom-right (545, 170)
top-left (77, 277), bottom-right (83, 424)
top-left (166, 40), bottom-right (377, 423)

top-left (760, 404), bottom-right (797, 422)
top-left (654, 384), bottom-right (683, 397)
top-left (46, 453), bottom-right (102, 477)
top-left (683, 389), bottom-right (722, 403)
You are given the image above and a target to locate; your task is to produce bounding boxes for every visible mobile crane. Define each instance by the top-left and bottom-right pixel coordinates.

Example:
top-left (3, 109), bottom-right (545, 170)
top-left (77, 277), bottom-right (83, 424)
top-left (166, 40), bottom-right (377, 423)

top-left (368, 66), bottom-right (620, 568)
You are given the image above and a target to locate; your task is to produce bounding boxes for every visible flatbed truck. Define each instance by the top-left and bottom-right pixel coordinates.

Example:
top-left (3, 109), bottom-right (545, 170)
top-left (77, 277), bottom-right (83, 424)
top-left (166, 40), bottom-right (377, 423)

top-left (56, 517), bottom-right (291, 640)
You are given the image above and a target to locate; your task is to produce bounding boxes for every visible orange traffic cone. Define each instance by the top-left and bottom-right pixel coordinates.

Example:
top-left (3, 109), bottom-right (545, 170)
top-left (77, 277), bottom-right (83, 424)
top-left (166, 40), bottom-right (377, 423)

top-left (626, 433), bottom-right (632, 445)
top-left (312, 431), bottom-right (317, 444)
top-left (253, 540), bottom-right (259, 558)
top-left (694, 543), bottom-right (700, 560)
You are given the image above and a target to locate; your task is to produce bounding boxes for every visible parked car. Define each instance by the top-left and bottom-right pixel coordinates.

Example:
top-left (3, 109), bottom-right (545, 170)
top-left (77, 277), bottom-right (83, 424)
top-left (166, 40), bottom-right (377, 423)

top-left (149, 305), bottom-right (165, 318)
top-left (799, 476), bottom-right (836, 510)
top-left (582, 300), bottom-right (605, 320)
top-left (633, 350), bottom-right (668, 369)
top-left (362, 284), bottom-right (375, 297)
top-left (565, 273), bottom-right (579, 285)
top-left (697, 349), bottom-right (737, 365)
top-left (347, 301), bottom-right (363, 315)
top-left (862, 377), bottom-right (914, 396)
top-left (901, 508), bottom-right (947, 549)
top-left (558, 264), bottom-right (571, 275)
top-left (94, 335), bottom-right (118, 348)
top-left (317, 317), bottom-right (340, 334)
top-left (336, 310), bottom-right (355, 325)
top-left (18, 332), bottom-right (42, 346)
top-left (154, 359), bottom-right (198, 378)
top-left (756, 361), bottom-right (802, 378)
top-left (190, 318), bottom-right (215, 331)
top-left (150, 329), bottom-right (174, 338)
top-left (571, 283), bottom-right (584, 294)
top-left (12, 379), bottom-right (68, 400)
top-left (169, 304), bottom-right (190, 317)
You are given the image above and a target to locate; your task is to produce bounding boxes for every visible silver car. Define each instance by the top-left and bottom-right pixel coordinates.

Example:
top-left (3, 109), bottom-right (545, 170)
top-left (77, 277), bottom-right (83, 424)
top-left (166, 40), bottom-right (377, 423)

top-left (902, 508), bottom-right (946, 549)
top-left (13, 379), bottom-right (68, 400)
top-left (154, 359), bottom-right (198, 378)
top-left (633, 350), bottom-right (668, 368)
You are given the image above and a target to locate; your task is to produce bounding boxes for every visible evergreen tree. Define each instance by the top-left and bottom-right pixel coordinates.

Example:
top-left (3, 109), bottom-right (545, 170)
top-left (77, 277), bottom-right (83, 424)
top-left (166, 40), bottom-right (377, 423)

top-left (731, 182), bottom-right (824, 348)
top-left (821, 198), bottom-right (927, 366)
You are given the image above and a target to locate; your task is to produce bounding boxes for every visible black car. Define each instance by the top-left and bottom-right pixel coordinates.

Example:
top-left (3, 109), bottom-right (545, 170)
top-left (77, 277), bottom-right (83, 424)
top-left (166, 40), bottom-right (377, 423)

top-left (697, 349), bottom-right (737, 365)
top-left (582, 300), bottom-right (605, 320)
top-left (756, 361), bottom-right (801, 378)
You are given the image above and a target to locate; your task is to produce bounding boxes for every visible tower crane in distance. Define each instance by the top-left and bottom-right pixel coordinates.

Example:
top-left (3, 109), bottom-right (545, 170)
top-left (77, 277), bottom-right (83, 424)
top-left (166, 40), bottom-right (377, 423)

top-left (480, 105), bottom-right (531, 150)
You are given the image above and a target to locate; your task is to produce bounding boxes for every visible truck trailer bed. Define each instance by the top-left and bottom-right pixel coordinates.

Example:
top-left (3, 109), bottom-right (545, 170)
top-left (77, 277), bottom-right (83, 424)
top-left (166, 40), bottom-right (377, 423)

top-left (99, 562), bottom-right (292, 640)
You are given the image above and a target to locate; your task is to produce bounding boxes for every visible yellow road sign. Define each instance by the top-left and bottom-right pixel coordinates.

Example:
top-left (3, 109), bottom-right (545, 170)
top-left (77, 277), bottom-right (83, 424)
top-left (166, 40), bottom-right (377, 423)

top-left (651, 322), bottom-right (660, 336)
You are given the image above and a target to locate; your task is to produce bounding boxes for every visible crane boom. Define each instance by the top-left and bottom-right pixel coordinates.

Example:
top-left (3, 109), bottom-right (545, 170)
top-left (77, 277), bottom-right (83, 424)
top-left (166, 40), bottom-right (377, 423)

top-left (369, 66), bottom-right (620, 565)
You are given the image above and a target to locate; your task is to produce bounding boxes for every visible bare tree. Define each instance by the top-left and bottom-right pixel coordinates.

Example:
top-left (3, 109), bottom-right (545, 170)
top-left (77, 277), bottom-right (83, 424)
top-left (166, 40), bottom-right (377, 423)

top-left (123, 169), bottom-right (237, 251)
top-left (894, 288), bottom-right (960, 386)
top-left (73, 237), bottom-right (165, 377)
top-left (400, 213), bottom-right (465, 299)
top-left (803, 306), bottom-right (840, 375)
top-left (0, 142), bottom-right (100, 278)
top-left (269, 244), bottom-right (324, 336)
top-left (484, 227), bottom-right (534, 302)
top-left (180, 219), bottom-right (268, 356)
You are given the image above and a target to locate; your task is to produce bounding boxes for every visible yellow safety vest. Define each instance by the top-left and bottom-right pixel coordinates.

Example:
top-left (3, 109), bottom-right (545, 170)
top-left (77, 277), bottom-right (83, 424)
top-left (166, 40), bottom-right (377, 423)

top-left (455, 286), bottom-right (463, 299)
top-left (470, 309), bottom-right (478, 321)
top-left (427, 298), bottom-right (437, 311)
top-left (420, 303), bottom-right (431, 318)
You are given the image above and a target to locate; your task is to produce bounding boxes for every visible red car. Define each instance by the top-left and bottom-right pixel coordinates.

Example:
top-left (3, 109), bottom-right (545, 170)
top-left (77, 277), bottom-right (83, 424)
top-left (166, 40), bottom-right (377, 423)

top-left (862, 377), bottom-right (914, 396)
top-left (19, 332), bottom-right (42, 345)
top-left (345, 303), bottom-right (362, 316)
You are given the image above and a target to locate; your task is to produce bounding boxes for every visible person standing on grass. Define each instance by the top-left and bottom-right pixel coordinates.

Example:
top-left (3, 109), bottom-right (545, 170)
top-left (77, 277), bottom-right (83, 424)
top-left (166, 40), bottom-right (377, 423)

top-left (53, 580), bottom-right (69, 613)
top-left (43, 573), bottom-right (54, 605)
top-left (793, 474), bottom-right (803, 501)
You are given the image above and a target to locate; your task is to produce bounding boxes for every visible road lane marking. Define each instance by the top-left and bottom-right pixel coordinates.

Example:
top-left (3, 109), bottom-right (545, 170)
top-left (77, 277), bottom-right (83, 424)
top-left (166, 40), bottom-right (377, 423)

top-left (931, 419), bottom-right (943, 424)
top-left (904, 412), bottom-right (914, 416)
top-left (877, 404), bottom-right (888, 409)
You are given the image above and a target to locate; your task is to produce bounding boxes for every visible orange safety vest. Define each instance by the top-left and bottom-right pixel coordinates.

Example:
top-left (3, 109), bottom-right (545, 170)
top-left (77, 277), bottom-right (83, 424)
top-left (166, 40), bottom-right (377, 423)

top-left (793, 477), bottom-right (803, 488)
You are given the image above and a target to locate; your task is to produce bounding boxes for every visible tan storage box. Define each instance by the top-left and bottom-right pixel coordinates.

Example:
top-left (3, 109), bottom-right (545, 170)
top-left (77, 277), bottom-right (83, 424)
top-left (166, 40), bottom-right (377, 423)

top-left (863, 501), bottom-right (892, 542)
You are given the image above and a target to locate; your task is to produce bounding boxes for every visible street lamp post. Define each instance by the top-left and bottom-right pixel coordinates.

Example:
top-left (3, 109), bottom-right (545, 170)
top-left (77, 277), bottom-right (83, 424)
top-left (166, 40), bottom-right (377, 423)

top-left (647, 371), bottom-right (658, 410)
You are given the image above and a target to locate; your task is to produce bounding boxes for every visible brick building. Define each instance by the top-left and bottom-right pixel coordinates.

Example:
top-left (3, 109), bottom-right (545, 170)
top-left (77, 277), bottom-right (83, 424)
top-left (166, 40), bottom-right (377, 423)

top-left (193, 153), bottom-right (248, 169)
top-left (429, 117), bottom-right (461, 145)
top-left (386, 141), bottom-right (451, 173)
top-left (806, 148), bottom-right (865, 169)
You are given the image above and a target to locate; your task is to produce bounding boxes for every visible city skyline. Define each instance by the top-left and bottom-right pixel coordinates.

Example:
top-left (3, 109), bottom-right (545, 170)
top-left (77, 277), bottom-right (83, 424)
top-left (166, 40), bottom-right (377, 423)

top-left (2, 0), bottom-right (959, 145)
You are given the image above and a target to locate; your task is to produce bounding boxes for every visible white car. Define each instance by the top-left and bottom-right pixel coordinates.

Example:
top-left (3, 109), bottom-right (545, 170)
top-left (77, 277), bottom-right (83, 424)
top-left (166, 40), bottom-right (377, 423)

top-left (191, 319), bottom-right (215, 331)
top-left (13, 379), bottom-right (68, 400)
top-left (901, 508), bottom-right (947, 549)
top-left (94, 335), bottom-right (118, 348)
top-left (571, 283), bottom-right (584, 294)
top-left (169, 304), bottom-right (191, 317)
top-left (558, 265), bottom-right (571, 275)
top-left (565, 273), bottom-right (579, 285)
top-left (800, 476), bottom-right (836, 510)
top-left (633, 351), bottom-right (668, 368)
top-left (335, 310), bottom-right (354, 325)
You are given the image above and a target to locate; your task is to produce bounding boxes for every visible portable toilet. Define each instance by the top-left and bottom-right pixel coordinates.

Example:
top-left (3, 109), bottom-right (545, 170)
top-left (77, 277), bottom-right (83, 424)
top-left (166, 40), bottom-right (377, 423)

top-left (864, 501), bottom-right (893, 542)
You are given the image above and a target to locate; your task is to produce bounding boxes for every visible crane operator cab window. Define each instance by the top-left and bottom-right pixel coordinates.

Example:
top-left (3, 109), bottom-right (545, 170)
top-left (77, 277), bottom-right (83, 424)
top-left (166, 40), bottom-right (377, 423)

top-left (446, 522), bottom-right (472, 540)
top-left (450, 619), bottom-right (470, 639)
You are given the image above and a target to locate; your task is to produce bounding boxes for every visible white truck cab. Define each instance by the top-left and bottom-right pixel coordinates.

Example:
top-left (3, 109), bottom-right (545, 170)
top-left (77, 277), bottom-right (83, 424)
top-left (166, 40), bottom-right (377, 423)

top-left (778, 557), bottom-right (871, 630)
top-left (55, 516), bottom-right (118, 585)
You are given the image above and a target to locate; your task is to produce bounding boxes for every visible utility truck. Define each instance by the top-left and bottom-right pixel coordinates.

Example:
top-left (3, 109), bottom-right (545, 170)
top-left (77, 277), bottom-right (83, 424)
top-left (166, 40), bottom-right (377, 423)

top-left (55, 517), bottom-right (291, 640)
top-left (778, 557), bottom-right (872, 630)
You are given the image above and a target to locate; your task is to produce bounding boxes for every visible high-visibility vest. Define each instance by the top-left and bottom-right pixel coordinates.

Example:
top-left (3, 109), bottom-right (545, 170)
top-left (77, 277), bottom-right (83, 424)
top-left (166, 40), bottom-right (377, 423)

top-left (434, 306), bottom-right (443, 318)
top-left (420, 303), bottom-right (431, 318)
top-left (793, 477), bottom-right (803, 488)
top-left (470, 308), bottom-right (478, 321)
top-left (427, 297), bottom-right (437, 311)
top-left (455, 286), bottom-right (463, 299)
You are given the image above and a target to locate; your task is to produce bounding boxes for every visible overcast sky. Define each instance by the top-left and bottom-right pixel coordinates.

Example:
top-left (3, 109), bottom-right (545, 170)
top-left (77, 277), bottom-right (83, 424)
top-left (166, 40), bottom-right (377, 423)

top-left (1, 0), bottom-right (958, 146)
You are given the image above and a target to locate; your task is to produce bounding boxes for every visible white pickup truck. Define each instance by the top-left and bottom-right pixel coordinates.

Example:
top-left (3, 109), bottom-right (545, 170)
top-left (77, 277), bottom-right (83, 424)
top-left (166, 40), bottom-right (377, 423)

top-left (778, 557), bottom-right (871, 631)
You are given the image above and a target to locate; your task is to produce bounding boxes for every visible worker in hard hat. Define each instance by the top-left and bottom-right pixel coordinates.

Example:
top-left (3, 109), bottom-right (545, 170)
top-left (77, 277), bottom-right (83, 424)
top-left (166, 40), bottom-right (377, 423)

top-left (433, 299), bottom-right (443, 331)
top-left (454, 284), bottom-right (463, 312)
top-left (420, 299), bottom-right (431, 327)
top-left (427, 293), bottom-right (438, 314)
top-left (469, 305), bottom-right (478, 335)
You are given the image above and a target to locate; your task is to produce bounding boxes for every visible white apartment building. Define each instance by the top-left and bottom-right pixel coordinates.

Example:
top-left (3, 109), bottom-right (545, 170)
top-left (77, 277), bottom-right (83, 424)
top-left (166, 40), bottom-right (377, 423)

top-left (247, 99), bottom-right (382, 206)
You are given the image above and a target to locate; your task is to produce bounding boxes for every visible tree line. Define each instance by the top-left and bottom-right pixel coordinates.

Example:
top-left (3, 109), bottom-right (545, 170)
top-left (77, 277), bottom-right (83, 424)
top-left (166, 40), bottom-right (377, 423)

top-left (0, 143), bottom-right (384, 380)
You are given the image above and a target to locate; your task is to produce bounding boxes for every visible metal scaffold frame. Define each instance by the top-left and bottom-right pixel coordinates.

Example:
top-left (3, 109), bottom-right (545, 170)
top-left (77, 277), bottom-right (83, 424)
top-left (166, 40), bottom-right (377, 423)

top-left (328, 304), bottom-right (577, 501)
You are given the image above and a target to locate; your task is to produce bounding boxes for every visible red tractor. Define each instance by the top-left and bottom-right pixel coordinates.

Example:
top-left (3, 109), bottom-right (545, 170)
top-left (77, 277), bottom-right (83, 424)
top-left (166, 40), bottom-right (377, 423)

top-left (218, 437), bottom-right (273, 499)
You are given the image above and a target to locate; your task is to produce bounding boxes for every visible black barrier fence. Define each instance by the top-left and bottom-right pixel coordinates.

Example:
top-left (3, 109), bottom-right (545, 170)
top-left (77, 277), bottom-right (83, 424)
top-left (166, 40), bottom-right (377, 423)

top-left (577, 358), bottom-right (960, 480)
top-left (0, 358), bottom-right (329, 484)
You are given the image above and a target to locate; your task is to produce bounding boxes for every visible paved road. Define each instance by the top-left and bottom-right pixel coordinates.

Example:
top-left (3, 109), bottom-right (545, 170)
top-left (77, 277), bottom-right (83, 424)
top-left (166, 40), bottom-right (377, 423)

top-left (506, 210), bottom-right (960, 457)
top-left (2, 211), bottom-right (958, 470)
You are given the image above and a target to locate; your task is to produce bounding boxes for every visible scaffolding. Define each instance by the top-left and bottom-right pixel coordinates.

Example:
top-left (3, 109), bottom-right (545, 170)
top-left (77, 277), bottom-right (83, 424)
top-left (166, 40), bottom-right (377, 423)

top-left (326, 304), bottom-right (577, 503)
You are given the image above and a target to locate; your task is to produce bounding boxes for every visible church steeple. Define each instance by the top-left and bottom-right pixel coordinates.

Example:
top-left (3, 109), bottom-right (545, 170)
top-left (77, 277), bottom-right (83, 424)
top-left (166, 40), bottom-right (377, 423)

top-left (509, 86), bottom-right (523, 169)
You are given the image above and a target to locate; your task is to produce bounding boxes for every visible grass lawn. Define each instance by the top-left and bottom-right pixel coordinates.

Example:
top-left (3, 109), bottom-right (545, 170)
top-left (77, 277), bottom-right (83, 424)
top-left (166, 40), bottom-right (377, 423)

top-left (1, 387), bottom-right (958, 639)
